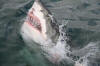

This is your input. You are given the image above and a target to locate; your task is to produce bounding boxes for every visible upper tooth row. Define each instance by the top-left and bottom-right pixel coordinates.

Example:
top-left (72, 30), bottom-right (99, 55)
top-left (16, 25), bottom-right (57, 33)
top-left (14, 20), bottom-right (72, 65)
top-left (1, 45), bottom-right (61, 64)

top-left (28, 16), bottom-right (40, 26)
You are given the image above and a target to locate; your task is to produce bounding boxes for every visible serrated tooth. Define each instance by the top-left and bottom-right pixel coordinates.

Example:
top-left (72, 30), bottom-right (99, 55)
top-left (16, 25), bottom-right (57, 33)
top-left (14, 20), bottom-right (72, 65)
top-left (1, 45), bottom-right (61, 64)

top-left (37, 22), bottom-right (40, 26)
top-left (30, 17), bottom-right (33, 22)
top-left (32, 20), bottom-right (35, 25)
top-left (34, 21), bottom-right (37, 25)
top-left (29, 17), bottom-right (31, 22)
top-left (27, 15), bottom-right (41, 30)
top-left (32, 20), bottom-right (35, 26)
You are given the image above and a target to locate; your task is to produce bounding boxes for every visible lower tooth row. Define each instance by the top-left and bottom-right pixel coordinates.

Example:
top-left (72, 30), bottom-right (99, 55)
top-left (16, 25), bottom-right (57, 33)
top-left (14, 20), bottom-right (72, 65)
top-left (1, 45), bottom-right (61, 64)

top-left (28, 17), bottom-right (40, 29)
top-left (28, 16), bottom-right (40, 28)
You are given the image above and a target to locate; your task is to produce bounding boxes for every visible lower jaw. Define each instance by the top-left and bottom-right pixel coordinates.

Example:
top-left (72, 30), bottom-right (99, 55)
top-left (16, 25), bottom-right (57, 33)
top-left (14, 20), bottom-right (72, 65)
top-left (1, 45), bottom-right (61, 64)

top-left (21, 22), bottom-right (48, 44)
top-left (26, 22), bottom-right (41, 33)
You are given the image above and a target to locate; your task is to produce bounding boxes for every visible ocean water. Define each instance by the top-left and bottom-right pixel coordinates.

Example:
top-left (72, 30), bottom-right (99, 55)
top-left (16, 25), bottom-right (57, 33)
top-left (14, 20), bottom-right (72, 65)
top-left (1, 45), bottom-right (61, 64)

top-left (0, 0), bottom-right (100, 66)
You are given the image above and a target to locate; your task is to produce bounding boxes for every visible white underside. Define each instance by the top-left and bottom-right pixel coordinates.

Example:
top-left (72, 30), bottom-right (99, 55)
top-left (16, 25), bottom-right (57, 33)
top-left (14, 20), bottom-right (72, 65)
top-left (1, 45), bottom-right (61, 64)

top-left (20, 22), bottom-right (48, 45)
top-left (20, 1), bottom-right (57, 45)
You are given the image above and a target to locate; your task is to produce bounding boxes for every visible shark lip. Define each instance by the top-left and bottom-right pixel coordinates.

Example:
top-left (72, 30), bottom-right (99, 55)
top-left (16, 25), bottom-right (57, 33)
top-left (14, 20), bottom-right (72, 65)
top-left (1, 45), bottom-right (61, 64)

top-left (26, 9), bottom-right (42, 32)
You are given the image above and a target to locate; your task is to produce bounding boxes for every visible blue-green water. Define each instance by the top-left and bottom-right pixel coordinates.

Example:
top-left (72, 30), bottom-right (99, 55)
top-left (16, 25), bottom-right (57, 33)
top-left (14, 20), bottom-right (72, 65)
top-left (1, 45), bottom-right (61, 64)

top-left (0, 0), bottom-right (100, 66)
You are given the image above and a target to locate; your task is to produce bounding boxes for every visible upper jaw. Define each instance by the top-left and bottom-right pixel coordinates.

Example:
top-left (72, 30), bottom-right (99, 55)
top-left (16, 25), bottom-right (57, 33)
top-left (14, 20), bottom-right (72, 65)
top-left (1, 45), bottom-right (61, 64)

top-left (26, 7), bottom-right (42, 32)
top-left (25, 0), bottom-right (59, 42)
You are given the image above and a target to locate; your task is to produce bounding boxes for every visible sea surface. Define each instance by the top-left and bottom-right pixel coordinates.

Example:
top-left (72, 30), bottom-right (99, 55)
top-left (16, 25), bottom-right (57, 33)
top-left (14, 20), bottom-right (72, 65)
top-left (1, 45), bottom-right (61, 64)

top-left (0, 0), bottom-right (100, 66)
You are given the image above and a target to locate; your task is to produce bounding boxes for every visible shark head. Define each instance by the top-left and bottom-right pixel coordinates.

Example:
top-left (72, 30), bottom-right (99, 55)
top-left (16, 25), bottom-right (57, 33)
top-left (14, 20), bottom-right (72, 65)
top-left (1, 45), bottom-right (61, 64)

top-left (21, 0), bottom-right (59, 44)
top-left (20, 0), bottom-right (67, 63)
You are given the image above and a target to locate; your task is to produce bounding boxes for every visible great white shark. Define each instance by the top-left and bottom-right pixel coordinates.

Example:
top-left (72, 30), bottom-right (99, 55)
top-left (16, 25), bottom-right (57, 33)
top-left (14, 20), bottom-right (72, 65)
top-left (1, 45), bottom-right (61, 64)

top-left (20, 0), bottom-right (59, 45)
top-left (20, 0), bottom-right (87, 64)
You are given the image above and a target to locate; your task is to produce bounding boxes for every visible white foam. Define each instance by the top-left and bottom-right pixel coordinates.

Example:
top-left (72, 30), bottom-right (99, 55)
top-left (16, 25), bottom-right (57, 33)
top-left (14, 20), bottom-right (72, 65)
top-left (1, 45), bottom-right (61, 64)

top-left (74, 42), bottom-right (99, 66)
top-left (20, 1), bottom-right (99, 65)
top-left (39, 23), bottom-right (71, 63)
top-left (21, 20), bottom-right (99, 65)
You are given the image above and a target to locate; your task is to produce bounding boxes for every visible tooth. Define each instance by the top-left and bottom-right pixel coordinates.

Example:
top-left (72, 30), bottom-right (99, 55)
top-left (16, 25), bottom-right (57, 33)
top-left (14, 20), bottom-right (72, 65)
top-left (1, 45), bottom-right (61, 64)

top-left (29, 17), bottom-right (31, 22)
top-left (37, 22), bottom-right (40, 26)
top-left (33, 19), bottom-right (35, 22)
top-left (30, 17), bottom-right (33, 22)
top-left (32, 21), bottom-right (35, 25)
top-left (34, 21), bottom-right (37, 25)
top-left (33, 20), bottom-right (35, 25)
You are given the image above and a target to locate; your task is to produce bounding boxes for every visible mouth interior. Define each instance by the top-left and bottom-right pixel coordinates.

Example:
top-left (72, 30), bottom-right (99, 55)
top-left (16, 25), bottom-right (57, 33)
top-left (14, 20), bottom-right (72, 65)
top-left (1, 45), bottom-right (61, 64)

top-left (27, 12), bottom-right (42, 32)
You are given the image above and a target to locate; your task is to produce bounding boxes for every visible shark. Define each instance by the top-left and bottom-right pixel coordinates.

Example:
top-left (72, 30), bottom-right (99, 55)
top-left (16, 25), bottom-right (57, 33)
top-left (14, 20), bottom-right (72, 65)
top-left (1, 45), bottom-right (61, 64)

top-left (20, 0), bottom-right (59, 45)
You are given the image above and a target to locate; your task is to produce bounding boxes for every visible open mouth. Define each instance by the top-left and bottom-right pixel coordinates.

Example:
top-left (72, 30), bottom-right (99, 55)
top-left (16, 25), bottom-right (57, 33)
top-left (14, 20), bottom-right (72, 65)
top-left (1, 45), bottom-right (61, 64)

top-left (26, 10), bottom-right (42, 32)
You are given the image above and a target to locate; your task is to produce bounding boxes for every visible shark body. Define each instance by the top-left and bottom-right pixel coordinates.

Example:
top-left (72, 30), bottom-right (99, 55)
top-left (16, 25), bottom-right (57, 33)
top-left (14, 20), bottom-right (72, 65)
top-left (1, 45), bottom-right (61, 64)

top-left (20, 0), bottom-right (59, 45)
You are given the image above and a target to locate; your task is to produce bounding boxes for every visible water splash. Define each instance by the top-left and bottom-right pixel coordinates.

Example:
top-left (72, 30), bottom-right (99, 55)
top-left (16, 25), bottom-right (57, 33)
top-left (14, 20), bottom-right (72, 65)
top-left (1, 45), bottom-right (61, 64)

top-left (41, 22), bottom-right (71, 63)
top-left (21, 18), bottom-right (99, 65)
top-left (40, 25), bottom-right (99, 66)
top-left (74, 42), bottom-right (99, 66)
